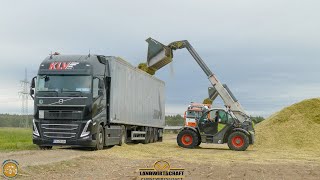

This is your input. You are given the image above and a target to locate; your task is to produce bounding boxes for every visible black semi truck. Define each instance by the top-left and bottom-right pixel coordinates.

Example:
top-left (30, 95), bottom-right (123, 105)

top-left (30, 54), bottom-right (165, 150)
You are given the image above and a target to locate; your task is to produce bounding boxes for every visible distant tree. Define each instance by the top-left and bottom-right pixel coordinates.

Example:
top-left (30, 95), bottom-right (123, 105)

top-left (202, 98), bottom-right (213, 104)
top-left (138, 62), bottom-right (156, 75)
top-left (250, 116), bottom-right (265, 124)
top-left (0, 114), bottom-right (33, 128)
top-left (165, 115), bottom-right (184, 126)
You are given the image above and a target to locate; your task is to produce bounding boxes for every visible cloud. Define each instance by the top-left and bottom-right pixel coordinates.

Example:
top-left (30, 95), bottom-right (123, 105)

top-left (0, 0), bottom-right (319, 117)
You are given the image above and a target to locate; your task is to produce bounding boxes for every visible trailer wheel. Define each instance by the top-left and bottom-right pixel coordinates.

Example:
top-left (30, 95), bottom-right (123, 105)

top-left (154, 128), bottom-right (159, 142)
top-left (143, 127), bottom-right (150, 144)
top-left (149, 128), bottom-right (154, 143)
top-left (93, 125), bottom-right (104, 150)
top-left (177, 129), bottom-right (199, 148)
top-left (227, 131), bottom-right (249, 151)
top-left (39, 146), bottom-right (52, 150)
top-left (119, 126), bottom-right (127, 146)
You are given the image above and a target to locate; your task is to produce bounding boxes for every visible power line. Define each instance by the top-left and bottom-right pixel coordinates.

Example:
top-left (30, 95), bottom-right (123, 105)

top-left (18, 68), bottom-right (30, 128)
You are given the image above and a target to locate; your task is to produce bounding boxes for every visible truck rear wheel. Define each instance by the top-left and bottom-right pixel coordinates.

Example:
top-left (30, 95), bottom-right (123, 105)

top-left (93, 125), bottom-right (104, 150)
top-left (227, 131), bottom-right (249, 151)
top-left (177, 129), bottom-right (199, 148)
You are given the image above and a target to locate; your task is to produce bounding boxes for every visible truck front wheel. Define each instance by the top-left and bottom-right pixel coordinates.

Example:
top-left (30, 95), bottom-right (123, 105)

top-left (227, 131), bottom-right (249, 151)
top-left (93, 125), bottom-right (104, 150)
top-left (177, 129), bottom-right (199, 148)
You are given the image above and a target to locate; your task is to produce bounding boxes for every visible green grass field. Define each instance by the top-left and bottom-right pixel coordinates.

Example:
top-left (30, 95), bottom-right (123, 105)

top-left (0, 128), bottom-right (37, 151)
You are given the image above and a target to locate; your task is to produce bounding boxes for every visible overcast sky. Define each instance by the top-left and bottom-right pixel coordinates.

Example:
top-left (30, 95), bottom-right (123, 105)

top-left (0, 0), bottom-right (319, 117)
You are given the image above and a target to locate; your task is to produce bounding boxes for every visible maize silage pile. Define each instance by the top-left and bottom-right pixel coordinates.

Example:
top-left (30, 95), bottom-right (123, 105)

top-left (255, 98), bottom-right (320, 150)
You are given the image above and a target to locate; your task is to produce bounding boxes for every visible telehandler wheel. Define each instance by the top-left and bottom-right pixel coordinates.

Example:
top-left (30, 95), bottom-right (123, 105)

top-left (92, 125), bottom-right (104, 151)
top-left (177, 129), bottom-right (199, 148)
top-left (227, 131), bottom-right (249, 151)
top-left (196, 137), bottom-right (202, 147)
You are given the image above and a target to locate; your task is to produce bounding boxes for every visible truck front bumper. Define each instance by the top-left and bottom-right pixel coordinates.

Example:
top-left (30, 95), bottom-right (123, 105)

top-left (33, 136), bottom-right (97, 147)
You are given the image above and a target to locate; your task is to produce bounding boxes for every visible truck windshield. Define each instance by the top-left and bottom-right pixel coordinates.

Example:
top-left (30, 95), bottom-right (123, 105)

top-left (36, 75), bottom-right (91, 93)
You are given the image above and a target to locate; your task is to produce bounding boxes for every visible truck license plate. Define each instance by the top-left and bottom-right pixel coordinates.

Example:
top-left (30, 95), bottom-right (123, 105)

top-left (53, 139), bottom-right (66, 144)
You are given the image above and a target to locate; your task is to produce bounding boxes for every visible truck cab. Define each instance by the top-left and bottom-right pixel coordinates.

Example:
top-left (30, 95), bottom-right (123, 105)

top-left (30, 55), bottom-right (109, 150)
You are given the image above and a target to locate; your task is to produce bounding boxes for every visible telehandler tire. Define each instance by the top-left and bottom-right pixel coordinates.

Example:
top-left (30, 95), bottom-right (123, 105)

top-left (177, 129), bottom-right (199, 148)
top-left (227, 131), bottom-right (249, 151)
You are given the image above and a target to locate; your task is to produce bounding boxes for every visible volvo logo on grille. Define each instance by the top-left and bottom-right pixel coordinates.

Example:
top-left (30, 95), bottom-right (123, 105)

top-left (58, 99), bottom-right (64, 104)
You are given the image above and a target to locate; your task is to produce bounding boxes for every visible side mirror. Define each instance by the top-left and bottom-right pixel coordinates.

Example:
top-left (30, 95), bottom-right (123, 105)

top-left (31, 76), bottom-right (36, 88)
top-left (30, 89), bottom-right (35, 97)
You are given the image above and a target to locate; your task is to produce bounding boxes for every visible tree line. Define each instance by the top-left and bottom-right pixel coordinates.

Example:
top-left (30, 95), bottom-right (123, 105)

top-left (0, 114), bottom-right (33, 128)
top-left (0, 114), bottom-right (265, 127)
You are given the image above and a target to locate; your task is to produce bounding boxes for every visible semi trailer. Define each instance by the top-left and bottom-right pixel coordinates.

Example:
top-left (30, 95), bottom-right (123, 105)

top-left (30, 54), bottom-right (165, 150)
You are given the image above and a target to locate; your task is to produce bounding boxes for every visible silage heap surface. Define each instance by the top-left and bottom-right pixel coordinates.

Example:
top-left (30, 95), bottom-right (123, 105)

top-left (255, 98), bottom-right (320, 151)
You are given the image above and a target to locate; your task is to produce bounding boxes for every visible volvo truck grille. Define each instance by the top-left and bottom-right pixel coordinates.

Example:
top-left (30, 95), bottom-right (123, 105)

top-left (41, 124), bottom-right (79, 139)
top-left (44, 111), bottom-right (82, 120)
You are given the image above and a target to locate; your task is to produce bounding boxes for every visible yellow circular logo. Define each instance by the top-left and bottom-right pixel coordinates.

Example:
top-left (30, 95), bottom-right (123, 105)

top-left (154, 160), bottom-right (170, 171)
top-left (2, 160), bottom-right (19, 178)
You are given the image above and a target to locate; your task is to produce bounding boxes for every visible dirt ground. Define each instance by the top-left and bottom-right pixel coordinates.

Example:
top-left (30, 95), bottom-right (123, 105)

top-left (1, 134), bottom-right (319, 180)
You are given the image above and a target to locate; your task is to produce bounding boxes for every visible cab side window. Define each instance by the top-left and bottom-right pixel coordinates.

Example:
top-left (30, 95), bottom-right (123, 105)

top-left (218, 110), bottom-right (228, 124)
top-left (93, 78), bottom-right (99, 99)
top-left (227, 113), bottom-right (234, 124)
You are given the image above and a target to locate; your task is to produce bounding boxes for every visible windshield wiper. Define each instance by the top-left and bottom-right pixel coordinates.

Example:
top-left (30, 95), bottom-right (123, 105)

top-left (61, 90), bottom-right (83, 97)
top-left (37, 90), bottom-right (58, 96)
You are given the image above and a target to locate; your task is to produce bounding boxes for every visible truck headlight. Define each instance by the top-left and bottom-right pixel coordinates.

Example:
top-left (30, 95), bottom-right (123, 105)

top-left (33, 119), bottom-right (40, 137)
top-left (80, 120), bottom-right (92, 137)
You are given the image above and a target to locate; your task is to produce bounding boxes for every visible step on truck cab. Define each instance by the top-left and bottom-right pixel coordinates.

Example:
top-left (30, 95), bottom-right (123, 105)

top-left (30, 54), bottom-right (165, 150)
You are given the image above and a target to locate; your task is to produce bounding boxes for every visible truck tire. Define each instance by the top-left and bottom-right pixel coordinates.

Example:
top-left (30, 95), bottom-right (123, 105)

top-left (39, 146), bottom-right (52, 150)
top-left (93, 125), bottom-right (104, 150)
top-left (119, 125), bottom-right (127, 146)
top-left (154, 128), bottom-right (159, 142)
top-left (143, 127), bottom-right (150, 144)
top-left (149, 127), bottom-right (154, 143)
top-left (158, 129), bottom-right (163, 142)
top-left (227, 131), bottom-right (249, 151)
top-left (177, 129), bottom-right (199, 148)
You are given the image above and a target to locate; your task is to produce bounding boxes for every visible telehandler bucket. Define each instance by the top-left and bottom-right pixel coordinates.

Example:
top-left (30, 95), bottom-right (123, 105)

top-left (146, 37), bottom-right (173, 71)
